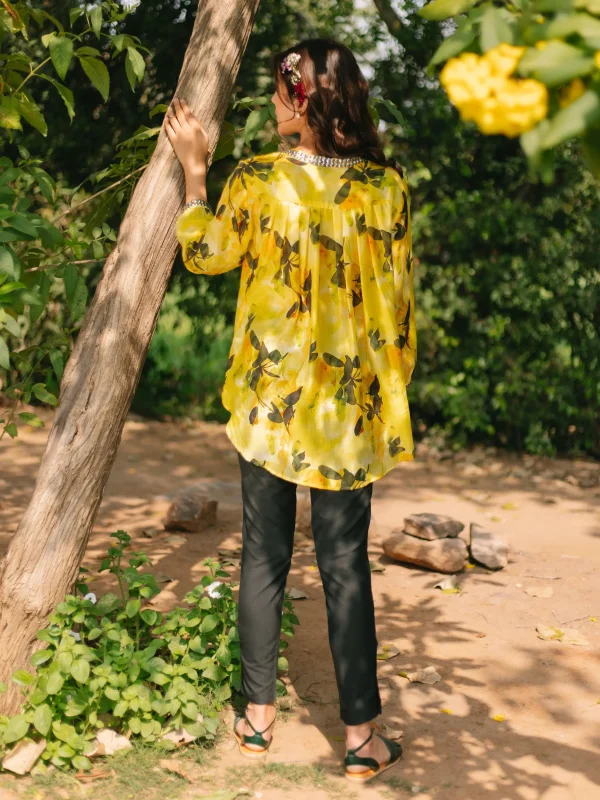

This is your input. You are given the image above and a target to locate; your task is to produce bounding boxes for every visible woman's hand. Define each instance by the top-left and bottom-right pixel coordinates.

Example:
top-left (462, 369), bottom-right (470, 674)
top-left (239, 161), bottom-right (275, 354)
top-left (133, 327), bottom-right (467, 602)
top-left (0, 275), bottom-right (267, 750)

top-left (164, 97), bottom-right (209, 174)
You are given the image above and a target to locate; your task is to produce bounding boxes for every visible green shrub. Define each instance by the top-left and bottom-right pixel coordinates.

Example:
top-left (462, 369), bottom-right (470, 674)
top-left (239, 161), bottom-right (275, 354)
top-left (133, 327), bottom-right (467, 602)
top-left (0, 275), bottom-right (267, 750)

top-left (0, 531), bottom-right (299, 772)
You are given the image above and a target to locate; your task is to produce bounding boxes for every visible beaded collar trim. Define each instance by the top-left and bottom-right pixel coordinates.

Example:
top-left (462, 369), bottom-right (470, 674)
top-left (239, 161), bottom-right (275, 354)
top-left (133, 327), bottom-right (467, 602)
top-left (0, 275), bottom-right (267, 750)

top-left (286, 148), bottom-right (365, 168)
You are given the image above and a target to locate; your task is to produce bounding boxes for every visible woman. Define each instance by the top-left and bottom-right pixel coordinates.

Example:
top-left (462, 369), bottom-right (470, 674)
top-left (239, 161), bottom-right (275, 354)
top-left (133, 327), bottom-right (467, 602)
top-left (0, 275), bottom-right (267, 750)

top-left (164, 37), bottom-right (416, 783)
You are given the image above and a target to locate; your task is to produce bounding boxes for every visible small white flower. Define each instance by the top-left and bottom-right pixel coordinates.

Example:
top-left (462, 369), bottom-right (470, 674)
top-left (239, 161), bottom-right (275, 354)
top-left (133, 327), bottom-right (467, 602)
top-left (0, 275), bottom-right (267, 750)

top-left (120, 0), bottom-right (138, 7)
top-left (68, 630), bottom-right (81, 641)
top-left (206, 581), bottom-right (223, 599)
top-left (84, 592), bottom-right (97, 604)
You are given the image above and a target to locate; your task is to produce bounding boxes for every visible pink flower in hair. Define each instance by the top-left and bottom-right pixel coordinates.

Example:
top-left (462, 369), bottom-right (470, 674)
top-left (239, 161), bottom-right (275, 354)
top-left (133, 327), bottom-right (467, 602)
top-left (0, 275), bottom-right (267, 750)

top-left (281, 51), bottom-right (307, 104)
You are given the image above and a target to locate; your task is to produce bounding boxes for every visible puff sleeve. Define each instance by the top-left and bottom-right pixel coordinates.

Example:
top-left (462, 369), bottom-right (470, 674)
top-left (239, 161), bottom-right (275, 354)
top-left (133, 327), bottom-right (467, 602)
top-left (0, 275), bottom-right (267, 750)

top-left (392, 175), bottom-right (417, 387)
top-left (175, 161), bottom-right (254, 275)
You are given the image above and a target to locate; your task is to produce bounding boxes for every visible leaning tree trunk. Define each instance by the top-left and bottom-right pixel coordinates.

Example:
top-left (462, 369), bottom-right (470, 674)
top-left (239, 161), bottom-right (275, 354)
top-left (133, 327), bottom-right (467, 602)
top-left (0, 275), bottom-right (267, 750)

top-left (0, 0), bottom-right (261, 715)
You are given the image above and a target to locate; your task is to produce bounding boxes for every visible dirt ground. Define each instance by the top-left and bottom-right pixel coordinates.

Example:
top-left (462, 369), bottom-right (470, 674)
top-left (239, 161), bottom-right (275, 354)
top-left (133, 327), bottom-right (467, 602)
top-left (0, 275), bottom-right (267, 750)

top-left (2, 409), bottom-right (600, 800)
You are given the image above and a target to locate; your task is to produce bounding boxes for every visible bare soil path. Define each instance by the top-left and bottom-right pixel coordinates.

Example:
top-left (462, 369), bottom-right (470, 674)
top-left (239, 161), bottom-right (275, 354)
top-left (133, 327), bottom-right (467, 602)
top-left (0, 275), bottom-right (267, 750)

top-left (2, 409), bottom-right (600, 800)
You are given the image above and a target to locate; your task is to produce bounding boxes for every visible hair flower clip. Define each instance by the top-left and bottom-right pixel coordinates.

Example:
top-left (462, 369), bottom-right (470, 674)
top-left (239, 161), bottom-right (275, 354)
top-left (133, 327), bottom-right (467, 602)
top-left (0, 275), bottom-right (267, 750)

top-left (280, 51), bottom-right (307, 104)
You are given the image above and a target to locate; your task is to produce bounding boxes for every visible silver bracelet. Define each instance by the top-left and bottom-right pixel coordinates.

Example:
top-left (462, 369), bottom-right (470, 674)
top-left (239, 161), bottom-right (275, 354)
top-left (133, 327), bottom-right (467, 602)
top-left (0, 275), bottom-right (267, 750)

top-left (183, 198), bottom-right (213, 213)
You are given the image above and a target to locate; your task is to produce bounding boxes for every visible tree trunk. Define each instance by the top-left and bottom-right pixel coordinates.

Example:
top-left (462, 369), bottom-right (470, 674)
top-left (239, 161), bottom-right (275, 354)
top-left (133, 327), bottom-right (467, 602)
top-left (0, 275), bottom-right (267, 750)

top-left (0, 0), bottom-right (261, 715)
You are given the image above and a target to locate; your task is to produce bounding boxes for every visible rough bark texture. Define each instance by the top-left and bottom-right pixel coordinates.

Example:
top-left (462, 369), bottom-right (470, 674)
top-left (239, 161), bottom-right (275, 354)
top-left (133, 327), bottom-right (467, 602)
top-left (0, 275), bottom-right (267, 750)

top-left (0, 0), bottom-right (261, 715)
top-left (372, 0), bottom-right (403, 38)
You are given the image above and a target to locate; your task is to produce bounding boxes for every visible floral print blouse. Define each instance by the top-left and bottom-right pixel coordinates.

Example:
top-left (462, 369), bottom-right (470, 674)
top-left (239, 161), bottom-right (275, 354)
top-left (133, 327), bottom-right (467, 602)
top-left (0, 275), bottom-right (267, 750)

top-left (175, 150), bottom-right (416, 491)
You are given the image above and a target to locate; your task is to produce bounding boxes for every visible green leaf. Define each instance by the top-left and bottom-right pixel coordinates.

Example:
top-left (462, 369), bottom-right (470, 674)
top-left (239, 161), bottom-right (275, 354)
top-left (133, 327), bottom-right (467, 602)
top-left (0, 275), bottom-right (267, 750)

top-left (200, 614), bottom-right (219, 634)
top-left (212, 120), bottom-right (236, 163)
top-left (71, 659), bottom-right (90, 684)
top-left (244, 107), bottom-right (271, 144)
top-left (11, 669), bottom-right (34, 686)
top-left (32, 383), bottom-right (58, 406)
top-left (202, 662), bottom-right (226, 682)
top-left (581, 128), bottom-right (600, 177)
top-left (0, 98), bottom-right (22, 131)
top-left (126, 47), bottom-right (145, 81)
top-left (95, 592), bottom-right (122, 616)
top-left (72, 755), bottom-right (92, 771)
top-left (182, 720), bottom-right (206, 738)
top-left (4, 422), bottom-right (18, 438)
top-left (0, 681), bottom-right (7, 693)
top-left (47, 671), bottom-right (65, 694)
top-left (541, 90), bottom-right (600, 149)
top-left (50, 349), bottom-right (64, 382)
top-left (480, 5), bottom-right (514, 51)
top-left (3, 715), bottom-right (30, 744)
top-left (215, 641), bottom-right (231, 666)
top-left (140, 609), bottom-right (158, 625)
top-left (378, 98), bottom-right (404, 125)
top-left (45, 77), bottom-right (75, 122)
top-left (34, 703), bottom-right (53, 736)
top-left (419, 0), bottom-right (477, 21)
top-left (277, 656), bottom-right (289, 672)
top-left (429, 25), bottom-right (476, 67)
top-left (104, 686), bottom-right (120, 701)
top-left (113, 700), bottom-right (128, 716)
top-left (79, 56), bottom-right (110, 102)
top-left (90, 5), bottom-right (102, 38)
top-left (50, 36), bottom-right (74, 80)
top-left (518, 41), bottom-right (594, 86)
top-left (125, 597), bottom-right (141, 618)
top-left (6, 214), bottom-right (38, 238)
top-left (0, 336), bottom-right (10, 370)
top-left (182, 701), bottom-right (199, 720)
top-left (18, 96), bottom-right (48, 136)
top-left (30, 648), bottom-right (53, 666)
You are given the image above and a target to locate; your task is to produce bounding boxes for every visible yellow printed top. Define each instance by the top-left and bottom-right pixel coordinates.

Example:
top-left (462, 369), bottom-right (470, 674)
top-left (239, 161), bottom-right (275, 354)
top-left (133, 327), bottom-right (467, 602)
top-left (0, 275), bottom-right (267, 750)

top-left (175, 150), bottom-right (416, 491)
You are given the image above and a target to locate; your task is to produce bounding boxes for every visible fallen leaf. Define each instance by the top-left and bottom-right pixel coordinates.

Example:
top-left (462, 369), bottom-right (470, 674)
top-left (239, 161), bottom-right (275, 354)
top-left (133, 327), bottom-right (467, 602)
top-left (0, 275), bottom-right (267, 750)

top-left (159, 758), bottom-right (202, 782)
top-left (476, 632), bottom-right (487, 638)
top-left (490, 515), bottom-right (502, 522)
top-left (399, 665), bottom-right (441, 685)
top-left (154, 572), bottom-right (174, 584)
top-left (377, 644), bottom-right (401, 661)
top-left (501, 502), bottom-right (518, 510)
top-left (2, 738), bottom-right (46, 775)
top-left (440, 708), bottom-right (452, 714)
top-left (536, 624), bottom-right (590, 646)
top-left (369, 561), bottom-right (386, 573)
top-left (89, 729), bottom-right (132, 757)
top-left (492, 714), bottom-right (506, 722)
top-left (308, 565), bottom-right (318, 572)
top-left (161, 714), bottom-right (204, 747)
top-left (287, 587), bottom-right (309, 600)
top-left (218, 547), bottom-right (242, 557)
top-left (525, 586), bottom-right (554, 598)
top-left (434, 575), bottom-right (461, 594)
top-left (465, 563), bottom-right (476, 570)
top-left (589, 617), bottom-right (598, 623)
top-left (376, 723), bottom-right (403, 740)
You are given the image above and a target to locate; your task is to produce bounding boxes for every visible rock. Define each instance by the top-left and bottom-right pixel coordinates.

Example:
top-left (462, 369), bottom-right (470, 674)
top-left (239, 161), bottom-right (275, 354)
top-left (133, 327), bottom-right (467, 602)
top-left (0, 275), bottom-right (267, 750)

top-left (403, 513), bottom-right (464, 541)
top-left (88, 729), bottom-right (132, 757)
top-left (383, 533), bottom-right (468, 573)
top-left (461, 463), bottom-right (486, 478)
top-left (2, 738), bottom-right (46, 775)
top-left (162, 486), bottom-right (218, 532)
top-left (469, 523), bottom-right (508, 569)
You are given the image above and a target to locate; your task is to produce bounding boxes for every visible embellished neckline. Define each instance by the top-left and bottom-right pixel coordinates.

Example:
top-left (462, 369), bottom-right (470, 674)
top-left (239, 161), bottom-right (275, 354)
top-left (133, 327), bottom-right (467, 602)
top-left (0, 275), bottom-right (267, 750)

top-left (285, 148), bottom-right (365, 168)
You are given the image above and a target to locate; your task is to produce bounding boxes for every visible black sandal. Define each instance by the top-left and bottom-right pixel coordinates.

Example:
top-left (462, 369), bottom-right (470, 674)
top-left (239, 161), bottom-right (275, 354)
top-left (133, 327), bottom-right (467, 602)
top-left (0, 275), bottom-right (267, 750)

top-left (233, 711), bottom-right (276, 759)
top-left (344, 726), bottom-right (403, 783)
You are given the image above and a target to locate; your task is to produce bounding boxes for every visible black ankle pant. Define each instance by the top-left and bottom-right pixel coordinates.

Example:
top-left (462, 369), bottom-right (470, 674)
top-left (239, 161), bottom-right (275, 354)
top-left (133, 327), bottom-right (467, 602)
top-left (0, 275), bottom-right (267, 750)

top-left (237, 452), bottom-right (382, 726)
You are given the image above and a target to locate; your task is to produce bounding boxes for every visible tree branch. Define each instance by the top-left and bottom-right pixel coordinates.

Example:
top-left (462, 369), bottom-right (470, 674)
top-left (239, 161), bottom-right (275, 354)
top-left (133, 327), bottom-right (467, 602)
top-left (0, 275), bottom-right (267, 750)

top-left (372, 0), bottom-right (403, 38)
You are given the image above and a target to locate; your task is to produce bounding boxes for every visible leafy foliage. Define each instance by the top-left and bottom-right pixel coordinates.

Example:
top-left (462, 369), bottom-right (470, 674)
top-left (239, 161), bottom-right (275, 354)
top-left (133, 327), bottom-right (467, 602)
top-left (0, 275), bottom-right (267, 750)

top-left (0, 531), bottom-right (298, 772)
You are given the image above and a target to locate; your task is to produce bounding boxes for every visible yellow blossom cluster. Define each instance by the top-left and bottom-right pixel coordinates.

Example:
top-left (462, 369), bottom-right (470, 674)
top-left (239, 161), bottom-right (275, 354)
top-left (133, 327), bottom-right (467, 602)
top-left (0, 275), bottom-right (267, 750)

top-left (440, 44), bottom-right (549, 137)
top-left (595, 51), bottom-right (600, 70)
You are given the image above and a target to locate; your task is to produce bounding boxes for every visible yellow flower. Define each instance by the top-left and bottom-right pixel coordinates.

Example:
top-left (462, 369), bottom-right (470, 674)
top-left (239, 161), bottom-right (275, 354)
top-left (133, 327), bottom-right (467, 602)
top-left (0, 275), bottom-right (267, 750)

top-left (535, 40), bottom-right (548, 50)
top-left (483, 43), bottom-right (526, 78)
top-left (595, 51), bottom-right (600, 70)
top-left (559, 78), bottom-right (586, 108)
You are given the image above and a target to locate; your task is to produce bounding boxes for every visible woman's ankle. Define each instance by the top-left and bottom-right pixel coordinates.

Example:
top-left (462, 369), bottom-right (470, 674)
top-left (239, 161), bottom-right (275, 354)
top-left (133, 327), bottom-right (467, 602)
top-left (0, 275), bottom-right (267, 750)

top-left (246, 701), bottom-right (276, 726)
top-left (346, 721), bottom-right (373, 749)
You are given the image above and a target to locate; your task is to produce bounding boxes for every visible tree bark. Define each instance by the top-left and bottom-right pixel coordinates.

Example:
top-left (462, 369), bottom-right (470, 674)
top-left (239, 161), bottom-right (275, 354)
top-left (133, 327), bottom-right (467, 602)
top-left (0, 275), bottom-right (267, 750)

top-left (372, 0), bottom-right (403, 38)
top-left (0, 0), bottom-right (261, 715)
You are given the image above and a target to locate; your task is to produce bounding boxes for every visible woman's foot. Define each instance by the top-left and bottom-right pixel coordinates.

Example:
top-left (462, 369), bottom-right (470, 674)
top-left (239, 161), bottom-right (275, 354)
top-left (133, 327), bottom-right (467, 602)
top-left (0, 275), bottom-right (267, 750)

top-left (345, 723), bottom-right (396, 774)
top-left (234, 702), bottom-right (276, 752)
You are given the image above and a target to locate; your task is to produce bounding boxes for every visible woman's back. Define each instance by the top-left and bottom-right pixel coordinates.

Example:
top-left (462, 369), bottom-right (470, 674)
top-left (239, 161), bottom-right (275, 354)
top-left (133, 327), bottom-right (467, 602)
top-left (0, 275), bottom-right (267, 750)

top-left (176, 149), bottom-right (416, 491)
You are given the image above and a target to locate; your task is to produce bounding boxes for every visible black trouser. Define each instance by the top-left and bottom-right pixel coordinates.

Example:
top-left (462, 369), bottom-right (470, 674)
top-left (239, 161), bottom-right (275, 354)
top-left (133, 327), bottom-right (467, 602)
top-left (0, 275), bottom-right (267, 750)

top-left (237, 452), bottom-right (382, 726)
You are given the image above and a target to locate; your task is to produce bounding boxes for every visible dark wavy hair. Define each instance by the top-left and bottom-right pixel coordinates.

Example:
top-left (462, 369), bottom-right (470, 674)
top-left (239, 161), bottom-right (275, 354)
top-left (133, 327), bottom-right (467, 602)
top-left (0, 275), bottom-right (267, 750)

top-left (272, 38), bottom-right (403, 177)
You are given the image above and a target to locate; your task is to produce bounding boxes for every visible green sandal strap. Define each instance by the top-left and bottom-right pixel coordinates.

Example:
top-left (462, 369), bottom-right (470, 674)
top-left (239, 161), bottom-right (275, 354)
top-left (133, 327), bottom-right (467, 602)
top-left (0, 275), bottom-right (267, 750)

top-left (234, 712), bottom-right (275, 749)
top-left (344, 730), bottom-right (402, 773)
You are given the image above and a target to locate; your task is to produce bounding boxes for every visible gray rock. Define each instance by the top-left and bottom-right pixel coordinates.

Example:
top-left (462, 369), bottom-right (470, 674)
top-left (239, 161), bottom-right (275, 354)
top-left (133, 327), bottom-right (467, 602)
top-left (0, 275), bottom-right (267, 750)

top-left (469, 523), bottom-right (508, 569)
top-left (403, 513), bottom-right (464, 541)
top-left (383, 533), bottom-right (468, 573)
